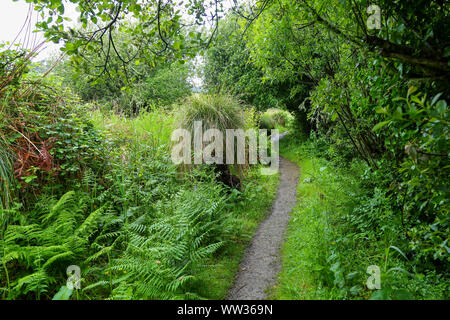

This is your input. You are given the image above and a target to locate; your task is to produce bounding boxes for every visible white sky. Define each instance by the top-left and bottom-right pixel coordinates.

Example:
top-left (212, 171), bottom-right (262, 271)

top-left (0, 0), bottom-right (78, 60)
top-left (0, 0), bottom-right (41, 45)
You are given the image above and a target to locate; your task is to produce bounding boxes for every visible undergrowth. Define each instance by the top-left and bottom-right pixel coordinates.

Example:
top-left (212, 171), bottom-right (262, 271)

top-left (271, 133), bottom-right (449, 300)
top-left (0, 68), bottom-right (280, 299)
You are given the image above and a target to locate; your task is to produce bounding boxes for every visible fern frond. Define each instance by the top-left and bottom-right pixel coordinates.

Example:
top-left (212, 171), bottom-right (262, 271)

top-left (75, 205), bottom-right (106, 238)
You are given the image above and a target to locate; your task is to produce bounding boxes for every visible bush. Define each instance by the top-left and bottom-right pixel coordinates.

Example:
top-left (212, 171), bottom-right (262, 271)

top-left (265, 108), bottom-right (293, 127)
top-left (2, 77), bottom-right (106, 200)
top-left (175, 93), bottom-right (246, 133)
top-left (0, 48), bottom-right (108, 207)
top-left (259, 113), bottom-right (275, 130)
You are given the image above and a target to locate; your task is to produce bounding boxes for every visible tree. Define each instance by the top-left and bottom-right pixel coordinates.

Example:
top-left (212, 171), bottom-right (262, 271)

top-left (21, 0), bottom-right (224, 80)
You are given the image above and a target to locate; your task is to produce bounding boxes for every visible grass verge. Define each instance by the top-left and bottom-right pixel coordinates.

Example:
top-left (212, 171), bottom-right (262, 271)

top-left (269, 151), bottom-right (334, 299)
top-left (271, 133), bottom-right (376, 299)
top-left (271, 134), bottom-right (449, 300)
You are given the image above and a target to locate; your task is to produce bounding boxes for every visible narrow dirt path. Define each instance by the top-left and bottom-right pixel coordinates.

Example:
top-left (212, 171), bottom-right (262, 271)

top-left (227, 143), bottom-right (299, 300)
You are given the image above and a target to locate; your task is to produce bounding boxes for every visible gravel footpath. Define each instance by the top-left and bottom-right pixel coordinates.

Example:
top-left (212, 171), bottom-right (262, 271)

top-left (227, 134), bottom-right (299, 300)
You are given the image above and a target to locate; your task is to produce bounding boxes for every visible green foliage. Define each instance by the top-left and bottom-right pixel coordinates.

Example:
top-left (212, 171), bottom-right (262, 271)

top-left (101, 180), bottom-right (229, 299)
top-left (0, 47), bottom-right (108, 209)
top-left (4, 0), bottom-right (449, 302)
top-left (53, 48), bottom-right (192, 114)
top-left (373, 89), bottom-right (449, 263)
top-left (262, 109), bottom-right (294, 129)
top-left (1, 89), bottom-right (280, 300)
top-left (52, 285), bottom-right (73, 300)
top-left (203, 16), bottom-right (285, 111)
top-left (275, 136), bottom-right (449, 300)
top-left (0, 191), bottom-right (106, 299)
top-left (24, 0), bottom-right (208, 71)
top-left (2, 76), bottom-right (106, 199)
top-left (175, 93), bottom-right (246, 133)
top-left (259, 113), bottom-right (275, 131)
top-left (241, 0), bottom-right (450, 300)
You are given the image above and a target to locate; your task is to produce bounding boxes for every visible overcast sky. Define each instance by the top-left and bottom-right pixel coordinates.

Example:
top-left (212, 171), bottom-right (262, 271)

top-left (0, 0), bottom-right (40, 44)
top-left (0, 0), bottom-right (79, 59)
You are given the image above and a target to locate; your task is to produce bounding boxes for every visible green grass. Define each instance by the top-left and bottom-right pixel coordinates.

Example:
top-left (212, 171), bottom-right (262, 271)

top-left (90, 108), bottom-right (175, 149)
top-left (175, 93), bottom-right (246, 132)
top-left (270, 135), bottom-right (362, 299)
top-left (271, 134), bottom-right (450, 300)
top-left (269, 155), bottom-right (331, 299)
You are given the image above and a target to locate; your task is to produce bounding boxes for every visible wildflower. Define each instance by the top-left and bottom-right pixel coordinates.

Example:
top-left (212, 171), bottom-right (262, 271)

top-left (105, 271), bottom-right (109, 275)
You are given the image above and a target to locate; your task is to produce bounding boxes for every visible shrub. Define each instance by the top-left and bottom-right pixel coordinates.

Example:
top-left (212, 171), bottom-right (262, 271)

top-left (265, 108), bottom-right (293, 127)
top-left (1, 62), bottom-right (107, 202)
top-left (175, 93), bottom-right (246, 134)
top-left (259, 113), bottom-right (275, 131)
top-left (174, 93), bottom-right (248, 188)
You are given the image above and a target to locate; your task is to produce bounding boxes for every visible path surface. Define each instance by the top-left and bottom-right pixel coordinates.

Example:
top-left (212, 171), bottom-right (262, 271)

top-left (227, 134), bottom-right (299, 300)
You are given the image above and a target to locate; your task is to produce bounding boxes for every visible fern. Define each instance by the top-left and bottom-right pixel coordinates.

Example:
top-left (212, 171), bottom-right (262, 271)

top-left (75, 205), bottom-right (106, 238)
top-left (1, 191), bottom-right (106, 299)
top-left (102, 181), bottom-right (230, 299)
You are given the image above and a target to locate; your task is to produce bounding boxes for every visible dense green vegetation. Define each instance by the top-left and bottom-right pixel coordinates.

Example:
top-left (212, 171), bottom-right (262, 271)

top-left (1, 0), bottom-right (449, 300)
top-left (273, 134), bottom-right (448, 299)
top-left (204, 0), bottom-right (449, 299)
top-left (0, 44), bottom-right (278, 299)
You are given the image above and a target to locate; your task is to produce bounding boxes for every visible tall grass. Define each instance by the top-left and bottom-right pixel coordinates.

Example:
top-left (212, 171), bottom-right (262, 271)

top-left (174, 93), bottom-right (248, 175)
top-left (0, 136), bottom-right (14, 210)
top-left (90, 108), bottom-right (174, 150)
top-left (175, 93), bottom-right (246, 133)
